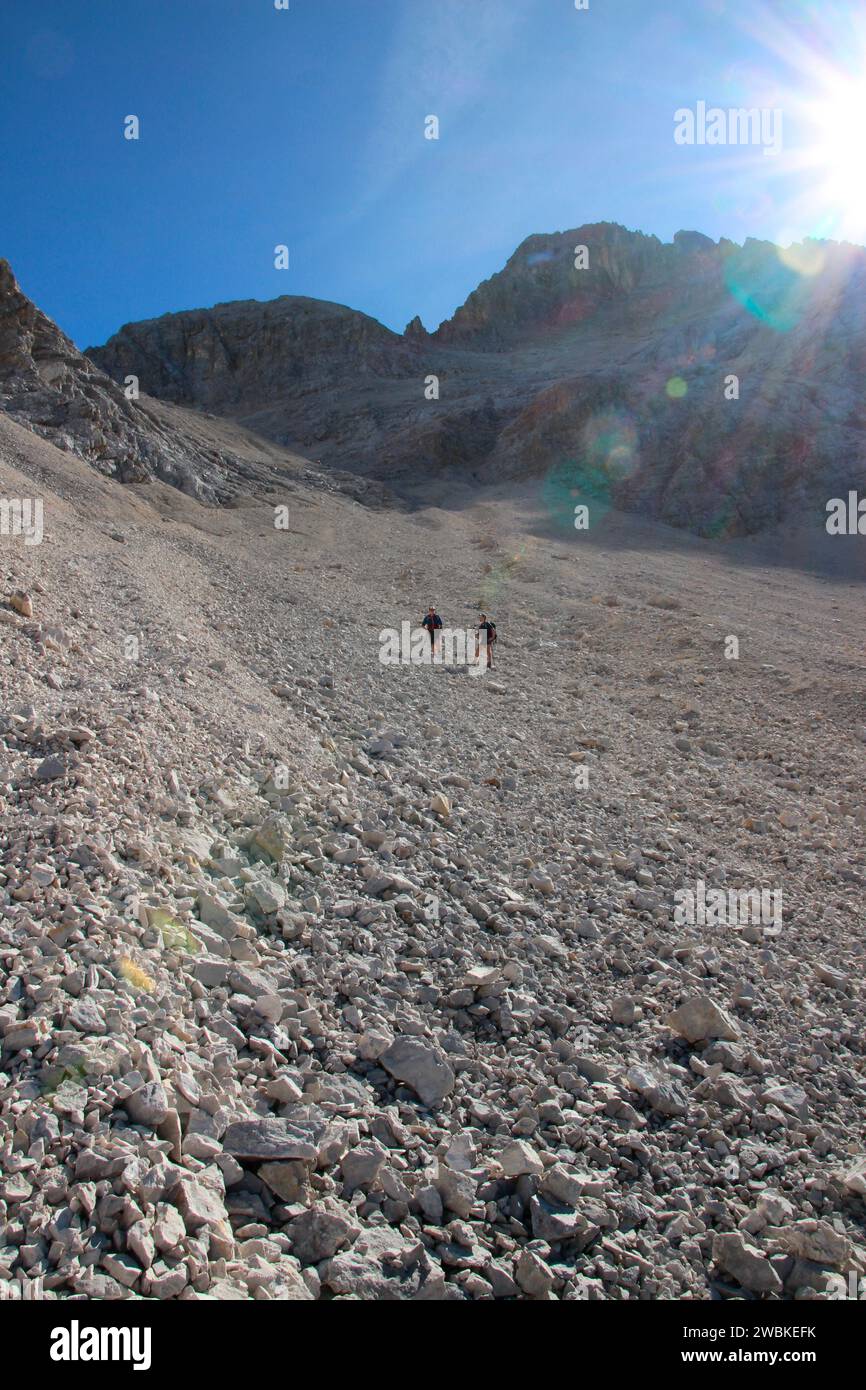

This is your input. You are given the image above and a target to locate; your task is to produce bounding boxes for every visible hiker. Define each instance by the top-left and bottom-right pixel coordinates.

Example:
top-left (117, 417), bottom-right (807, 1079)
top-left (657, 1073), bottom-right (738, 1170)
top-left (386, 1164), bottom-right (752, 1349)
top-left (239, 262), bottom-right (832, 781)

top-left (476, 613), bottom-right (497, 668)
top-left (421, 606), bottom-right (443, 656)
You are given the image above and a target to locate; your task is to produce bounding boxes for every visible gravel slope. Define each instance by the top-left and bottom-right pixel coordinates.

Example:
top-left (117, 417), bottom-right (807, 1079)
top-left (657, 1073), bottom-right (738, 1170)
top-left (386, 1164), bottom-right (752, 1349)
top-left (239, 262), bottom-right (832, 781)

top-left (2, 412), bottom-right (865, 1302)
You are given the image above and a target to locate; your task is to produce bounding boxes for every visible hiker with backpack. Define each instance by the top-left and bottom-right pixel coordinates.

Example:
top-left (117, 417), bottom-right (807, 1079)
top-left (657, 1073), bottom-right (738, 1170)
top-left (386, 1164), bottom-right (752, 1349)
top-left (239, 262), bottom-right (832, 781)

top-left (421, 606), bottom-right (443, 657)
top-left (476, 613), bottom-right (497, 668)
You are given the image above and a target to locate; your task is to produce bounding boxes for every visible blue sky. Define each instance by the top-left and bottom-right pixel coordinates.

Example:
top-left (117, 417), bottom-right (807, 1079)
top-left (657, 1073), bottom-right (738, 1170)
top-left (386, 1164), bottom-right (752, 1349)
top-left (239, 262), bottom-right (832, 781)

top-left (1, 0), bottom-right (864, 348)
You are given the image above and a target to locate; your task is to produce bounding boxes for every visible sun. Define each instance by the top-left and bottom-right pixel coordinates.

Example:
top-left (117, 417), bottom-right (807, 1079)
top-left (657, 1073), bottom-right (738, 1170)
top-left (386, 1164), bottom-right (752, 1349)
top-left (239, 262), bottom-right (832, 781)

top-left (731, 3), bottom-right (866, 249)
top-left (802, 80), bottom-right (866, 240)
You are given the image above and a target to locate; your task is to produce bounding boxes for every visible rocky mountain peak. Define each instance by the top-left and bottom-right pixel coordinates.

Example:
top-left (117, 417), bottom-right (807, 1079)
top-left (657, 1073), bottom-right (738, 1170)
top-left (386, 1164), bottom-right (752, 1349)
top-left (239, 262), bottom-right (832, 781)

top-left (431, 223), bottom-right (669, 346)
top-left (403, 314), bottom-right (429, 341)
top-left (87, 295), bottom-right (420, 416)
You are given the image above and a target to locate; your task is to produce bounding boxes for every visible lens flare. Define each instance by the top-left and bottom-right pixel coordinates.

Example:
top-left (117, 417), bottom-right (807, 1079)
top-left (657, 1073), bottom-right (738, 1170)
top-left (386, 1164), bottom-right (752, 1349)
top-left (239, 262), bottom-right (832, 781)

top-left (776, 237), bottom-right (826, 276)
top-left (541, 410), bottom-right (638, 529)
top-left (723, 243), bottom-right (811, 331)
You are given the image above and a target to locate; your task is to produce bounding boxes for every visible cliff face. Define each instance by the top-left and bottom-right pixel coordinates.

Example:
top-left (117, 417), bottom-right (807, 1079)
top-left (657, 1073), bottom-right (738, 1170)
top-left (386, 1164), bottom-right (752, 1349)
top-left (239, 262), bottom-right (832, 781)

top-left (34, 222), bottom-right (866, 532)
top-left (88, 296), bottom-right (420, 412)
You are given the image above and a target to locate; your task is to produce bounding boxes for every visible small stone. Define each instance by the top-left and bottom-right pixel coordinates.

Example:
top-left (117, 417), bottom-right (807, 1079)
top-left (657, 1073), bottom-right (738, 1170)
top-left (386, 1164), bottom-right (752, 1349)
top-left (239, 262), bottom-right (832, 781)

top-left (498, 1140), bottom-right (543, 1177)
top-left (126, 1221), bottom-right (155, 1270)
top-left (250, 815), bottom-right (293, 862)
top-left (263, 1075), bottom-right (304, 1105)
top-left (444, 1133), bottom-right (477, 1171)
top-left (125, 1081), bottom-right (169, 1127)
top-left (530, 1196), bottom-right (592, 1244)
top-left (814, 963), bottom-right (848, 991)
top-left (435, 1164), bottom-right (477, 1218)
top-left (626, 1064), bottom-right (689, 1117)
top-left (222, 1118), bottom-right (318, 1163)
top-left (101, 1252), bottom-right (142, 1288)
top-left (175, 1178), bottom-right (228, 1230)
top-left (259, 1162), bottom-right (310, 1204)
top-left (9, 590), bottom-right (33, 617)
top-left (611, 996), bottom-right (638, 1025)
top-left (245, 879), bottom-right (287, 915)
top-left (379, 1035), bottom-right (455, 1107)
top-left (666, 994), bottom-right (740, 1044)
top-left (515, 1249), bottom-right (554, 1297)
top-left (341, 1140), bottom-right (387, 1193)
top-left (713, 1233), bottom-right (782, 1293)
top-left (65, 997), bottom-right (107, 1034)
top-left (289, 1206), bottom-right (358, 1265)
top-left (36, 753), bottom-right (67, 782)
top-left (416, 1185), bottom-right (444, 1224)
top-left (528, 869), bottom-right (555, 895)
top-left (840, 1157), bottom-right (866, 1197)
top-left (779, 1220), bottom-right (853, 1270)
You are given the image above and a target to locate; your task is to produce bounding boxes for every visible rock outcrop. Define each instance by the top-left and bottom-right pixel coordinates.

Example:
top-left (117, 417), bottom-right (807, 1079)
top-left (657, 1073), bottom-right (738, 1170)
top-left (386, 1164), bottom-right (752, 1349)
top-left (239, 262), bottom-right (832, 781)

top-left (88, 295), bottom-right (419, 414)
top-left (0, 259), bottom-right (246, 500)
top-left (0, 261), bottom-right (395, 509)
